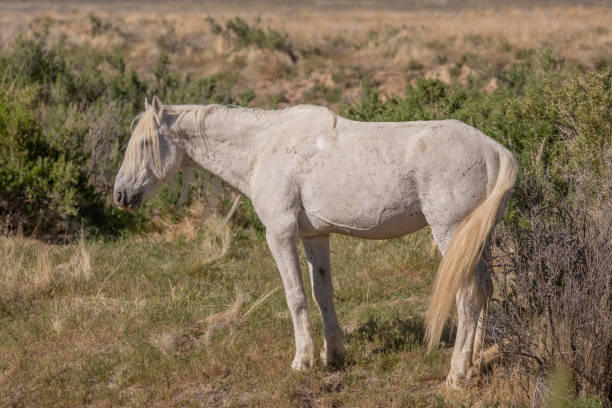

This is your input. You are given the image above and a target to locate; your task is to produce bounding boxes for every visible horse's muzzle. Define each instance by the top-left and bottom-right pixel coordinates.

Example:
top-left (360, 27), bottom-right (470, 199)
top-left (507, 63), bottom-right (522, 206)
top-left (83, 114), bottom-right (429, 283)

top-left (115, 190), bottom-right (142, 210)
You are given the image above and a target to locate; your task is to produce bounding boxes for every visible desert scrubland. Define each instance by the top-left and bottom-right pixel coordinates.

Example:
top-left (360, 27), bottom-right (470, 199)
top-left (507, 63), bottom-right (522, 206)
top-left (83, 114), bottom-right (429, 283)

top-left (0, 1), bottom-right (611, 407)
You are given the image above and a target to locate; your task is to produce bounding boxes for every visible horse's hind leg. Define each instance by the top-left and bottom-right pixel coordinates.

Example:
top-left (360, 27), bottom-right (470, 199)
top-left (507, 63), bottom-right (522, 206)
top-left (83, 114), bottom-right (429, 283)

top-left (430, 224), bottom-right (491, 387)
top-left (450, 259), bottom-right (492, 386)
top-left (302, 235), bottom-right (345, 366)
top-left (471, 261), bottom-right (493, 372)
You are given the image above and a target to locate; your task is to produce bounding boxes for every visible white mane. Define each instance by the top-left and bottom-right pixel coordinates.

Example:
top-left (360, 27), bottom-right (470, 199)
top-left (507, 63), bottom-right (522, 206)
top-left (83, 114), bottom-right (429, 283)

top-left (123, 104), bottom-right (217, 179)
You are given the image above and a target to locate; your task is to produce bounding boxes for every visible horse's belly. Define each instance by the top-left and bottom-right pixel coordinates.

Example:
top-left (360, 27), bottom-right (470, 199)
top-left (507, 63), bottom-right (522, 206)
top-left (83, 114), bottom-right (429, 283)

top-left (298, 198), bottom-right (427, 239)
top-left (298, 158), bottom-right (425, 238)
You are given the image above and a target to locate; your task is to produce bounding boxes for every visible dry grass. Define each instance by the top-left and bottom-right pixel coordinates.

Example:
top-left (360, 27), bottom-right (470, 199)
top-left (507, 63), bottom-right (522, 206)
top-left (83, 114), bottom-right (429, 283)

top-left (0, 234), bottom-right (93, 303)
top-left (144, 201), bottom-right (235, 272)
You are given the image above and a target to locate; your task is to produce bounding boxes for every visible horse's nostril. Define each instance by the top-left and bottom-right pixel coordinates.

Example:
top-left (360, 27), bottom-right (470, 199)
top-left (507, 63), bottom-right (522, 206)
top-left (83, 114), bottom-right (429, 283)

top-left (116, 191), bottom-right (122, 203)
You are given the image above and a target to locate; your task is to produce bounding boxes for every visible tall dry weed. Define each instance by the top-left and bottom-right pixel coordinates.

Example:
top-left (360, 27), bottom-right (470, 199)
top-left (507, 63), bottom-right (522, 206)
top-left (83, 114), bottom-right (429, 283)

top-left (63, 235), bottom-right (94, 280)
top-left (193, 215), bottom-right (232, 269)
top-left (0, 237), bottom-right (54, 302)
top-left (205, 288), bottom-right (247, 343)
top-left (205, 285), bottom-right (280, 343)
top-left (145, 197), bottom-right (240, 270)
top-left (0, 235), bottom-right (94, 304)
top-left (147, 285), bottom-right (279, 357)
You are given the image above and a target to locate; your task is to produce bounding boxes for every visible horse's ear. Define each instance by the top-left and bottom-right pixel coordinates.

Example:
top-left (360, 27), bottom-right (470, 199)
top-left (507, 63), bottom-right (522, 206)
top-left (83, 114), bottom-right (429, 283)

top-left (152, 95), bottom-right (163, 112)
top-left (144, 97), bottom-right (150, 110)
top-left (151, 95), bottom-right (163, 126)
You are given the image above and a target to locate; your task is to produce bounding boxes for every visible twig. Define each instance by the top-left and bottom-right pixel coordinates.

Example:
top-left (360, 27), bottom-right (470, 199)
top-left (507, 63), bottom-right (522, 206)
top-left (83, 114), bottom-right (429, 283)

top-left (242, 286), bottom-right (280, 321)
top-left (222, 193), bottom-right (242, 225)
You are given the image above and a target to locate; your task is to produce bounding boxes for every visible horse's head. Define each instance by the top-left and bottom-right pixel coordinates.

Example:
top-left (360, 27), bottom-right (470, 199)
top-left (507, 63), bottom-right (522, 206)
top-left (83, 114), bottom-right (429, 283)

top-left (114, 96), bottom-right (184, 210)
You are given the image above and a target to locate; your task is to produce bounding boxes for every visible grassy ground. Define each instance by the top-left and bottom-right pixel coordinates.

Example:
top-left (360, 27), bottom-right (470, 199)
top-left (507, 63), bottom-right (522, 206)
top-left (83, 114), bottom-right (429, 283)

top-left (0, 205), bottom-right (549, 407)
top-left (1, 212), bottom-right (476, 407)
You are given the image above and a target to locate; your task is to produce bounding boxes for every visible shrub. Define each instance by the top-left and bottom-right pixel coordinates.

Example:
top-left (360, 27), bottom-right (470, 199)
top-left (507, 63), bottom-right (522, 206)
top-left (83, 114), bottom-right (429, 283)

top-left (0, 30), bottom-right (243, 235)
top-left (488, 167), bottom-right (611, 405)
top-left (0, 86), bottom-right (98, 232)
top-left (207, 16), bottom-right (297, 63)
top-left (303, 82), bottom-right (342, 105)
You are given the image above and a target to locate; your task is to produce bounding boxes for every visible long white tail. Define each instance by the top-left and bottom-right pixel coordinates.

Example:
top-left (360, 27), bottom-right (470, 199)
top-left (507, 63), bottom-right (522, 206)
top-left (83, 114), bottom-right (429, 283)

top-left (425, 149), bottom-right (517, 351)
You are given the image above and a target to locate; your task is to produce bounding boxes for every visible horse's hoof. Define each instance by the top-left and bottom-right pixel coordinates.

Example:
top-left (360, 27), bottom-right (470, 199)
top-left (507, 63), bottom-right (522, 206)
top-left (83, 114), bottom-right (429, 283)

top-left (445, 372), bottom-right (468, 390)
top-left (445, 376), bottom-right (462, 390)
top-left (320, 347), bottom-right (346, 369)
top-left (446, 368), bottom-right (480, 389)
top-left (466, 366), bottom-right (480, 380)
top-left (291, 354), bottom-right (315, 371)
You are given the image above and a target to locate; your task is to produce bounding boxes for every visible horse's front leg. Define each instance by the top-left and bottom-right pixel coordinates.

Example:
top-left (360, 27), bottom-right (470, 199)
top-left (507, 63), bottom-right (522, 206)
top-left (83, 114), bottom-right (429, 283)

top-left (266, 224), bottom-right (317, 371)
top-left (302, 235), bottom-right (345, 366)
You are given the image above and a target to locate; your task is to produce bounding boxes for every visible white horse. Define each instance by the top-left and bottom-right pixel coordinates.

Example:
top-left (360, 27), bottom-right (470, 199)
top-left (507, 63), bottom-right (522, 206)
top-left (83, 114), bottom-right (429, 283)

top-left (114, 96), bottom-right (517, 386)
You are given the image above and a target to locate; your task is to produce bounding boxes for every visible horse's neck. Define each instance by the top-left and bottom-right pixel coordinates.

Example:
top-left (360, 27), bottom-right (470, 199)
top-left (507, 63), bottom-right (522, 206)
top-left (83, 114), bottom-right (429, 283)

top-left (178, 106), bottom-right (268, 196)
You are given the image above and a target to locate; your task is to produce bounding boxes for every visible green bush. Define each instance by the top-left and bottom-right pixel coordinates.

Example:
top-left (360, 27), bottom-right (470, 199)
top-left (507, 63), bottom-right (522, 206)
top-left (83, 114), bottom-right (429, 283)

top-left (0, 30), bottom-right (242, 235)
top-left (0, 86), bottom-right (95, 231)
top-left (206, 16), bottom-right (297, 62)
top-left (209, 16), bottom-right (289, 51)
